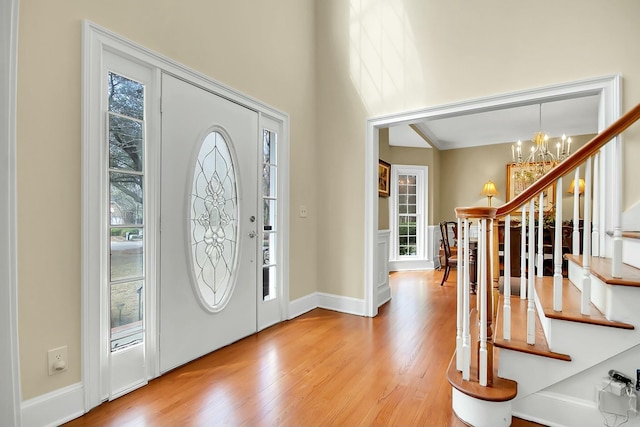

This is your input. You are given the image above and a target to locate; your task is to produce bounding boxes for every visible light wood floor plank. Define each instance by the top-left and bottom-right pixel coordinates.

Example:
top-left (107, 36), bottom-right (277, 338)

top-left (64, 270), bottom-right (543, 427)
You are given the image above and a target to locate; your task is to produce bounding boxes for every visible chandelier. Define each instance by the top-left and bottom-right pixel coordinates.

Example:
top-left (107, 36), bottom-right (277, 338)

top-left (510, 104), bottom-right (572, 193)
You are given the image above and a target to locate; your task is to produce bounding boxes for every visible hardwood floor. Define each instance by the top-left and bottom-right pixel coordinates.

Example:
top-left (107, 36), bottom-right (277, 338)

top-left (64, 270), bottom-right (544, 426)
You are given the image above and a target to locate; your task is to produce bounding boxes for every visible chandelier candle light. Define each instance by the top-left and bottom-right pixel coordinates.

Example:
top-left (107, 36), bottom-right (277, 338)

top-left (510, 104), bottom-right (572, 193)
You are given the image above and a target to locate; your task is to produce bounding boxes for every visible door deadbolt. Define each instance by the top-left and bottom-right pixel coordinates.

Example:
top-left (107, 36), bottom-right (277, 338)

top-left (249, 215), bottom-right (256, 222)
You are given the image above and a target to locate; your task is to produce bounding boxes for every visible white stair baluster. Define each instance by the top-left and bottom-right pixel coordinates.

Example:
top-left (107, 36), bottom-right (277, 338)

top-left (554, 176), bottom-right (563, 312)
top-left (581, 157), bottom-right (593, 315)
top-left (612, 136), bottom-right (623, 278)
top-left (503, 214), bottom-right (511, 340)
top-left (462, 218), bottom-right (471, 381)
top-left (527, 199), bottom-right (535, 345)
top-left (572, 167), bottom-right (581, 255)
top-left (520, 205), bottom-right (527, 299)
top-left (592, 152), bottom-right (600, 257)
top-left (479, 218), bottom-right (488, 386)
top-left (456, 218), bottom-right (462, 371)
top-left (537, 192), bottom-right (544, 278)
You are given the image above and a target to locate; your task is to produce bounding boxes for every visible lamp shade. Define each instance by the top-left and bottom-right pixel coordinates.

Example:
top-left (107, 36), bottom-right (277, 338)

top-left (480, 180), bottom-right (499, 197)
top-left (567, 178), bottom-right (585, 195)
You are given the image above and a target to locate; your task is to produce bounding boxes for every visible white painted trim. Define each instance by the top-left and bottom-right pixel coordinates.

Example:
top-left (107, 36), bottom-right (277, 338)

top-left (0, 0), bottom-right (22, 426)
top-left (389, 164), bottom-right (428, 261)
top-left (451, 388), bottom-right (512, 427)
top-left (389, 259), bottom-right (435, 271)
top-left (377, 229), bottom-right (391, 307)
top-left (82, 20), bottom-right (290, 412)
top-left (288, 292), bottom-right (367, 319)
top-left (288, 293), bottom-right (318, 319)
top-left (365, 75), bottom-right (621, 323)
top-left (512, 391), bottom-right (600, 427)
top-left (21, 383), bottom-right (84, 427)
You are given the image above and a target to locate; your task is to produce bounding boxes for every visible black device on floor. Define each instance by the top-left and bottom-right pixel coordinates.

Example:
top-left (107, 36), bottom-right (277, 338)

top-left (609, 369), bottom-right (634, 386)
top-left (636, 369), bottom-right (640, 391)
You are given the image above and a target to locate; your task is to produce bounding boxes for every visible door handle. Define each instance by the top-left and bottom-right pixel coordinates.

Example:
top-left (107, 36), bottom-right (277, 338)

top-left (248, 231), bottom-right (256, 238)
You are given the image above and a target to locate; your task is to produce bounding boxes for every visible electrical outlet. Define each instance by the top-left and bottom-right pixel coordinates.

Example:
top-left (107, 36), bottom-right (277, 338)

top-left (299, 205), bottom-right (308, 218)
top-left (47, 346), bottom-right (68, 376)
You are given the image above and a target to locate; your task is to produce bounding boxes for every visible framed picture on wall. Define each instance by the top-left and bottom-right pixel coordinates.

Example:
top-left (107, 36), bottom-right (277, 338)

top-left (506, 162), bottom-right (556, 212)
top-left (378, 159), bottom-right (391, 197)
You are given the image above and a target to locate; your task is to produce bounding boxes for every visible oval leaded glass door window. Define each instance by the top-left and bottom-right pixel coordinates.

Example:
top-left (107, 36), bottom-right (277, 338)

top-left (189, 130), bottom-right (239, 312)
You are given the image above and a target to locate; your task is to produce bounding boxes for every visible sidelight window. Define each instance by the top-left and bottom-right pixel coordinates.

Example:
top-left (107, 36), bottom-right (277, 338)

top-left (108, 72), bottom-right (146, 352)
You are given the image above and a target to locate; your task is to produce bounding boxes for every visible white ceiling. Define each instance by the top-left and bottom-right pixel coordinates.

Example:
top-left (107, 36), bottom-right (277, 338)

top-left (389, 95), bottom-right (600, 150)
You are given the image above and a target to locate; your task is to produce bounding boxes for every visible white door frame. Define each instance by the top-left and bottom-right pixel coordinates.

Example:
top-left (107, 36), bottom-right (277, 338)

top-left (1, 0), bottom-right (22, 425)
top-left (364, 75), bottom-right (621, 317)
top-left (82, 20), bottom-right (290, 411)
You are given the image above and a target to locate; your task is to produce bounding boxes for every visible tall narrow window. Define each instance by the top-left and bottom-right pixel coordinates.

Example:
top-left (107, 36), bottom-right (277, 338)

top-left (398, 173), bottom-right (417, 256)
top-left (262, 129), bottom-right (277, 301)
top-left (108, 72), bottom-right (145, 351)
top-left (390, 165), bottom-right (428, 262)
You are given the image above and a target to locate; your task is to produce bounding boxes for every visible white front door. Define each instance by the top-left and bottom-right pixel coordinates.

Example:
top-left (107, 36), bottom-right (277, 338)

top-left (160, 74), bottom-right (258, 373)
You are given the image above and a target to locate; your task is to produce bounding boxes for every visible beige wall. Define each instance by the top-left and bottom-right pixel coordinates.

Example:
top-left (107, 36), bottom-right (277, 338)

top-left (378, 128), bottom-right (436, 230)
top-left (315, 0), bottom-right (640, 303)
top-left (17, 0), bottom-right (316, 399)
top-left (15, 0), bottom-right (640, 402)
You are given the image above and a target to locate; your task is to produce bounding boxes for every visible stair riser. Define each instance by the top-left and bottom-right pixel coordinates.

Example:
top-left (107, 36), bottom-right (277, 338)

top-left (498, 319), bottom-right (640, 399)
top-left (623, 238), bottom-right (640, 270)
top-left (567, 257), bottom-right (640, 323)
top-left (499, 319), bottom-right (639, 398)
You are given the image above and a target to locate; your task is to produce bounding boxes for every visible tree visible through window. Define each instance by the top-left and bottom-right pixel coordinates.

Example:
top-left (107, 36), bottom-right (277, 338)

top-left (108, 72), bottom-right (145, 352)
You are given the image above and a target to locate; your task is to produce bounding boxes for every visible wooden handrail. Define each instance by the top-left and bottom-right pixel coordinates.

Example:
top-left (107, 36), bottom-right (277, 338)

top-left (496, 103), bottom-right (640, 216)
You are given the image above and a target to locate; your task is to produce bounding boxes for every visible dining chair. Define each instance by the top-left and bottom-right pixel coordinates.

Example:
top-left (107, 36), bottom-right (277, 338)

top-left (440, 221), bottom-right (458, 286)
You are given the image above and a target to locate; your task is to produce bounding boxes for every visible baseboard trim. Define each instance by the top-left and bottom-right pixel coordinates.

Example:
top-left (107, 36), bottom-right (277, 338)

top-left (21, 382), bottom-right (84, 427)
top-left (289, 292), bottom-right (366, 319)
top-left (512, 391), bottom-right (599, 427)
top-left (389, 258), bottom-right (435, 272)
top-left (378, 285), bottom-right (391, 307)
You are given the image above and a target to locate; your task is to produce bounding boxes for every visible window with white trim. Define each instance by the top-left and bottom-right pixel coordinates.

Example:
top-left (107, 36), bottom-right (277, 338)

top-left (390, 165), bottom-right (428, 260)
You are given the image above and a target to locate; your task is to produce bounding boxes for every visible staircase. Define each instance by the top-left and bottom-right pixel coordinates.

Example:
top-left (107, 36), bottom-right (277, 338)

top-left (447, 103), bottom-right (640, 427)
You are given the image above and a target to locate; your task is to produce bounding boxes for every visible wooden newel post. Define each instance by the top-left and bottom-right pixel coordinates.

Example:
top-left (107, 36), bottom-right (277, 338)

top-left (455, 207), bottom-right (497, 387)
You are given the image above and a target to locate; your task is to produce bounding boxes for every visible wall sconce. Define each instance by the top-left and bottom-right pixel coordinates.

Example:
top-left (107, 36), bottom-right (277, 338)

top-left (480, 180), bottom-right (499, 206)
top-left (567, 178), bottom-right (585, 195)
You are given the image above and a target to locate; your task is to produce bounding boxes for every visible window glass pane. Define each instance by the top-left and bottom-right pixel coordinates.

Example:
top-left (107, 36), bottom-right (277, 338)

top-left (263, 199), bottom-right (277, 230)
top-left (263, 265), bottom-right (277, 301)
top-left (407, 175), bottom-right (416, 185)
top-left (263, 129), bottom-right (277, 165)
top-left (263, 165), bottom-right (277, 198)
top-left (108, 72), bottom-right (144, 120)
top-left (110, 172), bottom-right (143, 225)
top-left (109, 114), bottom-right (143, 171)
top-left (408, 195), bottom-right (416, 205)
top-left (190, 131), bottom-right (238, 310)
top-left (110, 228), bottom-right (144, 281)
top-left (263, 232), bottom-right (276, 266)
top-left (110, 279), bottom-right (144, 331)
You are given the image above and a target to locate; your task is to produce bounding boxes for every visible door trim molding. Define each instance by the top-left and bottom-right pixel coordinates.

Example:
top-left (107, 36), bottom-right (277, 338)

top-left (82, 20), bottom-right (290, 411)
top-left (364, 75), bottom-right (621, 317)
top-left (1, 0), bottom-right (22, 425)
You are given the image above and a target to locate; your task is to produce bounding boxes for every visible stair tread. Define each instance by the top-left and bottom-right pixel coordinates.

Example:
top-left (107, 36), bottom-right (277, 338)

top-left (494, 294), bottom-right (572, 361)
top-left (566, 254), bottom-right (640, 287)
top-left (447, 309), bottom-right (518, 402)
top-left (535, 276), bottom-right (635, 329)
